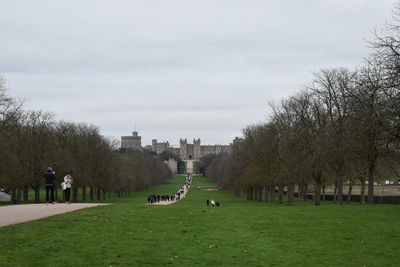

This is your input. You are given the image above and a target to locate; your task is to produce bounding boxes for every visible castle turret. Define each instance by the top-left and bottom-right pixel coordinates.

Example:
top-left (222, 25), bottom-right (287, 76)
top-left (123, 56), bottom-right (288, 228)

top-left (152, 139), bottom-right (157, 152)
top-left (121, 131), bottom-right (142, 150)
top-left (180, 138), bottom-right (187, 160)
top-left (193, 138), bottom-right (201, 160)
top-left (132, 131), bottom-right (141, 148)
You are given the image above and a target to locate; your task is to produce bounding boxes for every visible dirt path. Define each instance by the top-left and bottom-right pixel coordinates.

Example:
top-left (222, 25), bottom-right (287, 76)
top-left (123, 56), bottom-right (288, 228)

top-left (0, 203), bottom-right (111, 228)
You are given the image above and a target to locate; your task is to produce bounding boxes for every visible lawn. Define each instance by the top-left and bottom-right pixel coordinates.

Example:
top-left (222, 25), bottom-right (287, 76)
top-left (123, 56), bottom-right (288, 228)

top-left (0, 175), bottom-right (399, 267)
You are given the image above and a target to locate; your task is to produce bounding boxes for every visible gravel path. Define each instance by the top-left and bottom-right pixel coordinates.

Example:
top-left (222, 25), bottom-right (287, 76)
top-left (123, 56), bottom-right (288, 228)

top-left (0, 203), bottom-right (111, 228)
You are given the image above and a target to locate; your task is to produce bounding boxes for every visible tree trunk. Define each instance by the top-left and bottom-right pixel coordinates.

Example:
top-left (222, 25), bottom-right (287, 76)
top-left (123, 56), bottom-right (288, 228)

top-left (82, 186), bottom-right (86, 201)
top-left (277, 185), bottom-right (284, 204)
top-left (16, 188), bottom-right (22, 203)
top-left (102, 189), bottom-right (106, 200)
top-left (314, 171), bottom-right (322, 206)
top-left (347, 180), bottom-right (353, 204)
top-left (34, 187), bottom-right (40, 203)
top-left (72, 187), bottom-right (79, 202)
top-left (97, 188), bottom-right (101, 200)
top-left (322, 185), bottom-right (326, 201)
top-left (265, 186), bottom-right (270, 202)
top-left (55, 188), bottom-right (58, 202)
top-left (300, 183), bottom-right (306, 206)
top-left (367, 159), bottom-right (376, 204)
top-left (23, 186), bottom-right (29, 202)
top-left (306, 184), bottom-right (309, 202)
top-left (263, 187), bottom-right (268, 202)
top-left (336, 167), bottom-right (344, 205)
top-left (269, 186), bottom-right (275, 202)
top-left (315, 182), bottom-right (321, 206)
top-left (360, 179), bottom-right (366, 205)
top-left (90, 186), bottom-right (94, 201)
top-left (333, 181), bottom-right (338, 204)
top-left (234, 188), bottom-right (240, 197)
top-left (258, 187), bottom-right (263, 201)
top-left (287, 184), bottom-right (294, 205)
top-left (11, 189), bottom-right (17, 204)
top-left (297, 183), bottom-right (301, 200)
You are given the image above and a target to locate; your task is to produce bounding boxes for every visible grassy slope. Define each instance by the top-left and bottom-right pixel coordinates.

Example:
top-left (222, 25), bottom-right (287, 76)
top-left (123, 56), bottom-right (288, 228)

top-left (0, 176), bottom-right (399, 267)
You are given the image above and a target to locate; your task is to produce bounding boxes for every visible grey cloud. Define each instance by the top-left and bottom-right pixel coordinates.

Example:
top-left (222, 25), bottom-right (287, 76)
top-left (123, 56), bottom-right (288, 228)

top-left (0, 0), bottom-right (397, 145)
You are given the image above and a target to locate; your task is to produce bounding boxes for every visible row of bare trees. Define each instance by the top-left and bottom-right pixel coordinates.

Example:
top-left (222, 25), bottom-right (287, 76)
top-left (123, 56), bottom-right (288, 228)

top-left (0, 78), bottom-right (171, 204)
top-left (205, 4), bottom-right (400, 205)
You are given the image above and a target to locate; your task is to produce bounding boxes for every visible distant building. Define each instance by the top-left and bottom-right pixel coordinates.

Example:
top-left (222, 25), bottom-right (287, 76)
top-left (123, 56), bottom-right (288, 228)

top-left (121, 131), bottom-right (142, 150)
top-left (121, 131), bottom-right (234, 160)
top-left (153, 138), bottom-right (232, 160)
top-left (152, 139), bottom-right (170, 154)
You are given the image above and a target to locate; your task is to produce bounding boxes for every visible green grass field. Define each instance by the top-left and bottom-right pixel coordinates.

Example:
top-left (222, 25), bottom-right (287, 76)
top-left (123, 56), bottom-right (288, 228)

top-left (1, 175), bottom-right (399, 266)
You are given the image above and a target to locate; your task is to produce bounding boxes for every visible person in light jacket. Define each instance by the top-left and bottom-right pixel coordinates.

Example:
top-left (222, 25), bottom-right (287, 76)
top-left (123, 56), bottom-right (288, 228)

top-left (63, 174), bottom-right (73, 204)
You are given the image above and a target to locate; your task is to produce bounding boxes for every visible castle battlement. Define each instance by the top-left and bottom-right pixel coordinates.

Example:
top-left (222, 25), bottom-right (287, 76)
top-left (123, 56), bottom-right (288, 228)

top-left (121, 131), bottom-right (233, 160)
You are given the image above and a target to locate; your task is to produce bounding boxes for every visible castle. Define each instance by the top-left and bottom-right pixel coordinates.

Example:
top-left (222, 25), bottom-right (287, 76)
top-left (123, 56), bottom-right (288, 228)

top-left (121, 131), bottom-right (233, 160)
top-left (121, 131), bottom-right (141, 149)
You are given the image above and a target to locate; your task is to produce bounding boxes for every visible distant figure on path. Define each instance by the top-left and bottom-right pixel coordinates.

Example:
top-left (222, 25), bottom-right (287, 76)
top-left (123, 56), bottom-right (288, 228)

top-left (44, 167), bottom-right (56, 204)
top-left (63, 174), bottom-right (73, 204)
top-left (206, 199), bottom-right (210, 207)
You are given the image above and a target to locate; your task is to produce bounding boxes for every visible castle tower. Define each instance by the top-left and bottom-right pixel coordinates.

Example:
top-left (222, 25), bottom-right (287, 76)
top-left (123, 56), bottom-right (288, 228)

top-left (131, 131), bottom-right (141, 148)
top-left (193, 138), bottom-right (201, 160)
top-left (180, 138), bottom-right (187, 160)
top-left (121, 131), bottom-right (142, 150)
top-left (152, 139), bottom-right (157, 153)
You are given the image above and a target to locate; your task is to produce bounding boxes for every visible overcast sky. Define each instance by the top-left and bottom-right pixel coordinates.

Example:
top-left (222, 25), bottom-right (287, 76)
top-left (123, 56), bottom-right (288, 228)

top-left (0, 0), bottom-right (396, 147)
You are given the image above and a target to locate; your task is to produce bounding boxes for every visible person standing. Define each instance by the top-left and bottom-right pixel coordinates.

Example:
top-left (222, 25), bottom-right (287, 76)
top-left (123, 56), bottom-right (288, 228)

top-left (63, 174), bottom-right (73, 204)
top-left (44, 167), bottom-right (56, 204)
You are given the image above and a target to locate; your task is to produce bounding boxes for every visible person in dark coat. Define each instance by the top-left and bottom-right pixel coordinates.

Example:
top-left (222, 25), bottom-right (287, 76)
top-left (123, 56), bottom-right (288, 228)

top-left (44, 167), bottom-right (56, 204)
top-left (206, 199), bottom-right (210, 207)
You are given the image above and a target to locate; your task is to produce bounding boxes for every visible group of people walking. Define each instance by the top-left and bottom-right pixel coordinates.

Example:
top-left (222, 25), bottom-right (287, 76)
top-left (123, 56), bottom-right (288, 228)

top-left (43, 167), bottom-right (73, 204)
top-left (147, 194), bottom-right (178, 204)
top-left (147, 174), bottom-right (193, 204)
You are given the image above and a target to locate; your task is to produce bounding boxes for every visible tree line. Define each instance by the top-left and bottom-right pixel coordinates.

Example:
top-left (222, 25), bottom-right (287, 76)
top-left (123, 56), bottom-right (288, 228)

top-left (0, 78), bottom-right (171, 204)
top-left (205, 4), bottom-right (400, 206)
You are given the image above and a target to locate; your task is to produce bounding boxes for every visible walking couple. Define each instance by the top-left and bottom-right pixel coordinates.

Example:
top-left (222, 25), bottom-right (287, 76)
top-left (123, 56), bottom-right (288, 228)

top-left (44, 167), bottom-right (73, 204)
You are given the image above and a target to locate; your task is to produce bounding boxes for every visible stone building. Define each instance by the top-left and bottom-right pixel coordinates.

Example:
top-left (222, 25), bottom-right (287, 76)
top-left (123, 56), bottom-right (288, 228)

top-left (151, 139), bottom-right (170, 154)
top-left (151, 137), bottom-right (233, 160)
top-left (121, 131), bottom-right (142, 150)
top-left (121, 131), bottom-right (233, 160)
top-left (178, 138), bottom-right (231, 160)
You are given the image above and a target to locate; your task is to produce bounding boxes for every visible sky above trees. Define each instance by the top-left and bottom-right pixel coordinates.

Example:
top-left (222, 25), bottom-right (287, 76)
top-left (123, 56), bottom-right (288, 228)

top-left (0, 0), bottom-right (396, 146)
